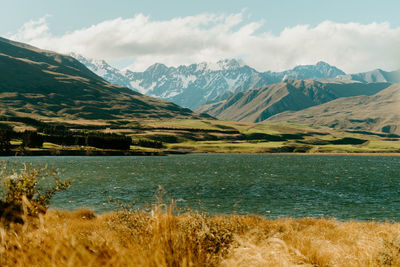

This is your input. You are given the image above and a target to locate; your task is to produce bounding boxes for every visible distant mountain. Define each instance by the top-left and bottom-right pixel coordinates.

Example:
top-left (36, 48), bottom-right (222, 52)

top-left (0, 37), bottom-right (203, 121)
top-left (280, 61), bottom-right (345, 81)
top-left (330, 69), bottom-right (400, 84)
top-left (267, 84), bottom-right (400, 135)
top-left (217, 61), bottom-right (346, 104)
top-left (196, 80), bottom-right (391, 122)
top-left (69, 53), bottom-right (133, 89)
top-left (122, 59), bottom-right (267, 109)
top-left (72, 54), bottom-right (346, 109)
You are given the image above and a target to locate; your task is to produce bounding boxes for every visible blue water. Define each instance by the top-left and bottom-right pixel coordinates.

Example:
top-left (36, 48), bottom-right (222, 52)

top-left (2, 154), bottom-right (400, 221)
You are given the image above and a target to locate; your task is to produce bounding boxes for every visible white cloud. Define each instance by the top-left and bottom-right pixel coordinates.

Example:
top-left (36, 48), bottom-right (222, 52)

top-left (11, 15), bottom-right (52, 41)
top-left (8, 13), bottom-right (400, 73)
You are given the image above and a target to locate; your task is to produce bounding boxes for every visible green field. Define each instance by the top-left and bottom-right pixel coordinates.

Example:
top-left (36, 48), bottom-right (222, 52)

top-left (1, 116), bottom-right (399, 155)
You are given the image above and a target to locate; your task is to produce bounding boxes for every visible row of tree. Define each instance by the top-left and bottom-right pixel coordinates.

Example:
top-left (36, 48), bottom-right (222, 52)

top-left (0, 130), bottom-right (154, 151)
top-left (132, 139), bottom-right (163, 149)
top-left (42, 132), bottom-right (133, 150)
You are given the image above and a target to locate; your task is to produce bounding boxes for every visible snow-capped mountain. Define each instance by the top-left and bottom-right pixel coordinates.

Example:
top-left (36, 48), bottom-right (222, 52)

top-left (333, 68), bottom-right (400, 84)
top-left (71, 54), bottom-right (346, 109)
top-left (69, 53), bottom-right (133, 89)
top-left (280, 61), bottom-right (345, 81)
top-left (122, 59), bottom-right (265, 108)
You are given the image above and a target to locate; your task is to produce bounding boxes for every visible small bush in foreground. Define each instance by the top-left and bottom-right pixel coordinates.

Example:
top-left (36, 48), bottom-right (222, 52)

top-left (1, 204), bottom-right (400, 266)
top-left (0, 162), bottom-right (71, 222)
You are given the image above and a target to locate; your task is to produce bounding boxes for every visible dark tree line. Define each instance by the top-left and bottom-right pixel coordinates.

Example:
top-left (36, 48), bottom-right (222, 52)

top-left (0, 116), bottom-right (167, 150)
top-left (132, 139), bottom-right (163, 149)
top-left (43, 133), bottom-right (132, 150)
top-left (0, 130), bottom-right (12, 152)
top-left (86, 134), bottom-right (132, 150)
top-left (22, 131), bottom-right (44, 148)
top-left (0, 130), bottom-right (46, 150)
top-left (0, 129), bottom-right (133, 150)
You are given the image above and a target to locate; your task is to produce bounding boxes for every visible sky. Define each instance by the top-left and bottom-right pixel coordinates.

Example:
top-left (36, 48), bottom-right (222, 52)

top-left (2, 0), bottom-right (400, 73)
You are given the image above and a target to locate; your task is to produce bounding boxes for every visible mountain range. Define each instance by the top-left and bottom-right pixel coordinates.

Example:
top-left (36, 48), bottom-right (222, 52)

top-left (267, 83), bottom-right (400, 134)
top-left (330, 68), bottom-right (400, 84)
top-left (2, 36), bottom-right (400, 136)
top-left (198, 76), bottom-right (400, 135)
top-left (0, 37), bottom-right (202, 121)
top-left (64, 53), bottom-right (400, 135)
top-left (71, 54), bottom-right (346, 109)
top-left (196, 80), bottom-right (391, 122)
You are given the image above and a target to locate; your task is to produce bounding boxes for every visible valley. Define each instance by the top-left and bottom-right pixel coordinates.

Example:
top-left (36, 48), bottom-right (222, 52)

top-left (3, 2), bottom-right (400, 266)
top-left (1, 36), bottom-right (400, 156)
top-left (1, 116), bottom-right (400, 155)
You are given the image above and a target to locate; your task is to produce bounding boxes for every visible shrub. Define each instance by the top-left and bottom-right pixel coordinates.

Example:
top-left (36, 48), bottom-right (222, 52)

top-left (0, 162), bottom-right (71, 222)
top-left (329, 137), bottom-right (367, 145)
top-left (132, 139), bottom-right (163, 148)
top-left (86, 134), bottom-right (132, 150)
top-left (22, 131), bottom-right (44, 148)
top-left (0, 130), bottom-right (11, 152)
top-left (43, 133), bottom-right (132, 150)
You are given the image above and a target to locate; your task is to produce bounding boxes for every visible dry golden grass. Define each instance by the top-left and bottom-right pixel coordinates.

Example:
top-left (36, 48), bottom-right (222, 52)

top-left (1, 204), bottom-right (400, 267)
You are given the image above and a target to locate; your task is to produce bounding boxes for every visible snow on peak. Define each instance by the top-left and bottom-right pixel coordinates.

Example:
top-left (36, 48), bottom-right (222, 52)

top-left (73, 54), bottom-right (348, 110)
top-left (69, 53), bottom-right (115, 71)
top-left (195, 59), bottom-right (243, 72)
top-left (69, 52), bottom-right (83, 60)
top-left (145, 63), bottom-right (168, 72)
top-left (217, 59), bottom-right (243, 70)
top-left (173, 74), bottom-right (196, 88)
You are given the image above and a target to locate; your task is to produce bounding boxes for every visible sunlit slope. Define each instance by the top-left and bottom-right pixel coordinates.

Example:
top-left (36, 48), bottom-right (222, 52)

top-left (268, 84), bottom-right (400, 134)
top-left (197, 80), bottom-right (390, 122)
top-left (0, 37), bottom-right (203, 120)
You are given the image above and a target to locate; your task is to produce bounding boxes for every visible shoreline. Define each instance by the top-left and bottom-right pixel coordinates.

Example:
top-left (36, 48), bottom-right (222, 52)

top-left (0, 149), bottom-right (167, 157)
top-left (3, 208), bottom-right (400, 266)
top-left (0, 150), bottom-right (399, 156)
top-left (255, 152), bottom-right (400, 156)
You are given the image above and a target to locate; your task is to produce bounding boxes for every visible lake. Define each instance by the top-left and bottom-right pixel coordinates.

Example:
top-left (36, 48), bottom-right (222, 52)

top-left (1, 154), bottom-right (400, 221)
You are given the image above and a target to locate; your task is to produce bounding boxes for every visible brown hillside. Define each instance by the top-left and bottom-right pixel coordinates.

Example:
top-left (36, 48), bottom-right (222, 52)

top-left (196, 80), bottom-right (390, 123)
top-left (267, 83), bottom-right (400, 134)
top-left (0, 37), bottom-right (203, 121)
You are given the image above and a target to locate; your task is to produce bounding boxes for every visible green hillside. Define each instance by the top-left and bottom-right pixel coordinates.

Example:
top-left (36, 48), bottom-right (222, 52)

top-left (0, 37), bottom-right (203, 121)
top-left (268, 84), bottom-right (400, 135)
top-left (197, 80), bottom-right (390, 122)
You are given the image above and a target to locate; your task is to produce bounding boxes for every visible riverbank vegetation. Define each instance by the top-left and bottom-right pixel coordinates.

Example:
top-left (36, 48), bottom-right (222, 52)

top-left (1, 116), bottom-right (400, 155)
top-left (2, 204), bottom-right (400, 266)
top-left (1, 163), bottom-right (400, 266)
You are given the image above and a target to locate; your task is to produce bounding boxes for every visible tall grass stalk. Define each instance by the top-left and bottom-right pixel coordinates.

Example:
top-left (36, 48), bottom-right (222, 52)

top-left (1, 200), bottom-right (400, 266)
top-left (0, 165), bottom-right (400, 266)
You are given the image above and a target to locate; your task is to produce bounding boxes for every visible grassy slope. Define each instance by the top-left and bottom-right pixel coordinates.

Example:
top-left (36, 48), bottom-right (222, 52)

top-left (268, 83), bottom-right (400, 135)
top-left (197, 80), bottom-right (391, 123)
top-left (4, 117), bottom-right (400, 154)
top-left (2, 207), bottom-right (400, 266)
top-left (140, 119), bottom-right (400, 154)
top-left (0, 37), bottom-right (202, 121)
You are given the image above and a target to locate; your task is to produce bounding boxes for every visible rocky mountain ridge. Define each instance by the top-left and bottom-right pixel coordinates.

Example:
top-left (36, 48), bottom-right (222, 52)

top-left (71, 54), bottom-right (345, 109)
top-left (0, 37), bottom-right (203, 121)
top-left (196, 80), bottom-right (391, 123)
top-left (267, 83), bottom-right (400, 135)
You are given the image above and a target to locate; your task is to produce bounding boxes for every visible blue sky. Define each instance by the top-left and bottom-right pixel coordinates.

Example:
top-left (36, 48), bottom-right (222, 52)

top-left (3, 0), bottom-right (400, 35)
top-left (3, 0), bottom-right (400, 72)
